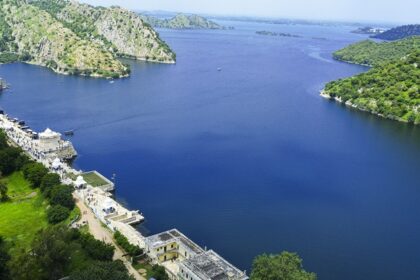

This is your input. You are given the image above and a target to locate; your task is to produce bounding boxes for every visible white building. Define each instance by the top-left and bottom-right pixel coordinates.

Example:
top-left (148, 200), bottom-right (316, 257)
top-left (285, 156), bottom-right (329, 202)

top-left (38, 128), bottom-right (61, 152)
top-left (145, 229), bottom-right (248, 280)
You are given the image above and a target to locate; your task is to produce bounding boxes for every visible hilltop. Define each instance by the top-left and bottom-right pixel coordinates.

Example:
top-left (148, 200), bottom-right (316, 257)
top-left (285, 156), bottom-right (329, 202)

top-left (0, 0), bottom-right (175, 78)
top-left (139, 13), bottom-right (226, 29)
top-left (333, 36), bottom-right (420, 66)
top-left (372, 24), bottom-right (420, 40)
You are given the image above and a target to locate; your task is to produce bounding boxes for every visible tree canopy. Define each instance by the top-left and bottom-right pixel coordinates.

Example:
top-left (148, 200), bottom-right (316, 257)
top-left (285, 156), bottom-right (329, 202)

top-left (250, 252), bottom-right (316, 280)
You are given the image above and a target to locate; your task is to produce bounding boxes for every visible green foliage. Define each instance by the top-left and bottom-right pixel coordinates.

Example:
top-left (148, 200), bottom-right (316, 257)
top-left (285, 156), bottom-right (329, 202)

top-left (0, 236), bottom-right (11, 280)
top-left (47, 205), bottom-right (70, 224)
top-left (70, 260), bottom-right (134, 280)
top-left (40, 173), bottom-right (61, 198)
top-left (9, 226), bottom-right (132, 280)
top-left (114, 230), bottom-right (142, 257)
top-left (325, 50), bottom-right (420, 123)
top-left (0, 172), bottom-right (48, 250)
top-left (22, 162), bottom-right (49, 188)
top-left (50, 184), bottom-right (75, 210)
top-left (149, 264), bottom-right (169, 280)
top-left (10, 225), bottom-right (73, 280)
top-left (250, 252), bottom-right (316, 280)
top-left (79, 233), bottom-right (114, 261)
top-left (0, 146), bottom-right (28, 176)
top-left (0, 182), bottom-right (9, 202)
top-left (333, 36), bottom-right (420, 66)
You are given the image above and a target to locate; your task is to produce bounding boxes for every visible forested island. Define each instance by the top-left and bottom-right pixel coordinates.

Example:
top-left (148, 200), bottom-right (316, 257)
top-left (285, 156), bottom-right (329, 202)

top-left (371, 24), bottom-right (420, 40)
top-left (324, 36), bottom-right (420, 124)
top-left (256, 31), bottom-right (301, 38)
top-left (139, 13), bottom-right (227, 29)
top-left (0, 0), bottom-right (175, 78)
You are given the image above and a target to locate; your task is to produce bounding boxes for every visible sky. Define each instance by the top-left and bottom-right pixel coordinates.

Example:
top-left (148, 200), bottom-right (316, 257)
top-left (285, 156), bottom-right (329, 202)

top-left (80, 0), bottom-right (420, 24)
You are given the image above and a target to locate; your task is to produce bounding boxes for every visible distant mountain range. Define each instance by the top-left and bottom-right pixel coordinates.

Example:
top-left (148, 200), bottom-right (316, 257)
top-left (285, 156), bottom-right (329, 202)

top-left (371, 24), bottom-right (420, 40)
top-left (139, 13), bottom-right (227, 30)
top-left (0, 0), bottom-right (176, 78)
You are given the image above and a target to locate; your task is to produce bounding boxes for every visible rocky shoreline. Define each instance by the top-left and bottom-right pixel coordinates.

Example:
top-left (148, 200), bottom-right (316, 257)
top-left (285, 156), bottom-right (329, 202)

top-left (320, 90), bottom-right (409, 123)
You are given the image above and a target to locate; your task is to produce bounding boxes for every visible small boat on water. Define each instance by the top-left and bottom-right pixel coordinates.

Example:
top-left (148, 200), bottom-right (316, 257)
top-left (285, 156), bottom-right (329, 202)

top-left (64, 130), bottom-right (74, 136)
top-left (217, 67), bottom-right (222, 71)
top-left (109, 80), bottom-right (115, 84)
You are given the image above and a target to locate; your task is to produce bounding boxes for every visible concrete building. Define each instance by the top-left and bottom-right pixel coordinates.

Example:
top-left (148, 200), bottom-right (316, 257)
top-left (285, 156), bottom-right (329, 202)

top-left (37, 128), bottom-right (77, 159)
top-left (145, 229), bottom-right (248, 280)
top-left (179, 250), bottom-right (248, 280)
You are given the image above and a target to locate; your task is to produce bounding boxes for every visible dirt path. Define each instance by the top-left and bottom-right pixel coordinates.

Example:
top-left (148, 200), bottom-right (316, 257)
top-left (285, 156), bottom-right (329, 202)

top-left (74, 195), bottom-right (145, 280)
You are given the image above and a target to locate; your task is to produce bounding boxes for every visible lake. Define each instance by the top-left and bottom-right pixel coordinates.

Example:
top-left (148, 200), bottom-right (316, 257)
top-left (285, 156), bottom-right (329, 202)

top-left (1, 20), bottom-right (420, 280)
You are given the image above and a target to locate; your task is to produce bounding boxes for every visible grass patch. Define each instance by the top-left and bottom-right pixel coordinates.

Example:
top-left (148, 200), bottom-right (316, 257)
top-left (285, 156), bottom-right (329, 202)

top-left (0, 172), bottom-right (48, 250)
top-left (133, 261), bottom-right (154, 279)
top-left (82, 171), bottom-right (110, 187)
top-left (2, 171), bottom-right (33, 199)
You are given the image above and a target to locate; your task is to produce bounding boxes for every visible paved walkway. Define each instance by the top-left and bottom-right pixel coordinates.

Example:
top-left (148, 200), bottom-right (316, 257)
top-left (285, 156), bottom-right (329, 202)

top-left (74, 195), bottom-right (146, 280)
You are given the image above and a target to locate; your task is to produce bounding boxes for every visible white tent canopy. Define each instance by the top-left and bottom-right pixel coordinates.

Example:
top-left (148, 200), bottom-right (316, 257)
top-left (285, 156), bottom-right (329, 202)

top-left (51, 158), bottom-right (61, 169)
top-left (75, 175), bottom-right (87, 187)
top-left (103, 197), bottom-right (115, 210)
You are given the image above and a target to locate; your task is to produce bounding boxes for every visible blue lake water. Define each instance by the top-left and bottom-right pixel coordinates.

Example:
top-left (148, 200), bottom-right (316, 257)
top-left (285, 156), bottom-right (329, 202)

top-left (1, 20), bottom-right (420, 280)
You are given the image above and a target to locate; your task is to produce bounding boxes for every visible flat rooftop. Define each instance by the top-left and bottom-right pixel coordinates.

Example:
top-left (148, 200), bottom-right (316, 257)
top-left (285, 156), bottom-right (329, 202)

top-left (146, 229), bottom-right (204, 255)
top-left (182, 250), bottom-right (248, 280)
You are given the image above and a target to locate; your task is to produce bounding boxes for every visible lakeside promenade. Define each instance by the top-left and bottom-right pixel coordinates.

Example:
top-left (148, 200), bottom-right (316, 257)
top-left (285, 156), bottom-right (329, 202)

top-left (0, 110), bottom-right (249, 280)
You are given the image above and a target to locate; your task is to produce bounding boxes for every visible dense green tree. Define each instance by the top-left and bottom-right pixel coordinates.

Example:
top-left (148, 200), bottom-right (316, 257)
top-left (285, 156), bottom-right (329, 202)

top-left (0, 236), bottom-right (10, 280)
top-left (50, 184), bottom-right (75, 210)
top-left (10, 226), bottom-right (72, 280)
top-left (40, 173), bottom-right (61, 197)
top-left (0, 182), bottom-right (8, 202)
top-left (79, 234), bottom-right (115, 261)
top-left (70, 260), bottom-right (133, 280)
top-left (47, 205), bottom-right (70, 224)
top-left (150, 264), bottom-right (169, 280)
top-left (22, 162), bottom-right (48, 188)
top-left (250, 252), bottom-right (316, 280)
top-left (0, 147), bottom-right (24, 175)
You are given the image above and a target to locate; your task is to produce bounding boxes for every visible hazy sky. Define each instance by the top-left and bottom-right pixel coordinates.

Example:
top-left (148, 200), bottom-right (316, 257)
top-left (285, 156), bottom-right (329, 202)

top-left (80, 0), bottom-right (419, 24)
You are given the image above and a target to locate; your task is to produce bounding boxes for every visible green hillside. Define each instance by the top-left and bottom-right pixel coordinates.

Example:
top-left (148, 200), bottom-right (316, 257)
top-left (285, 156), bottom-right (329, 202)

top-left (0, 0), bottom-right (176, 78)
top-left (324, 50), bottom-right (420, 124)
top-left (333, 36), bottom-right (420, 66)
top-left (139, 13), bottom-right (225, 30)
